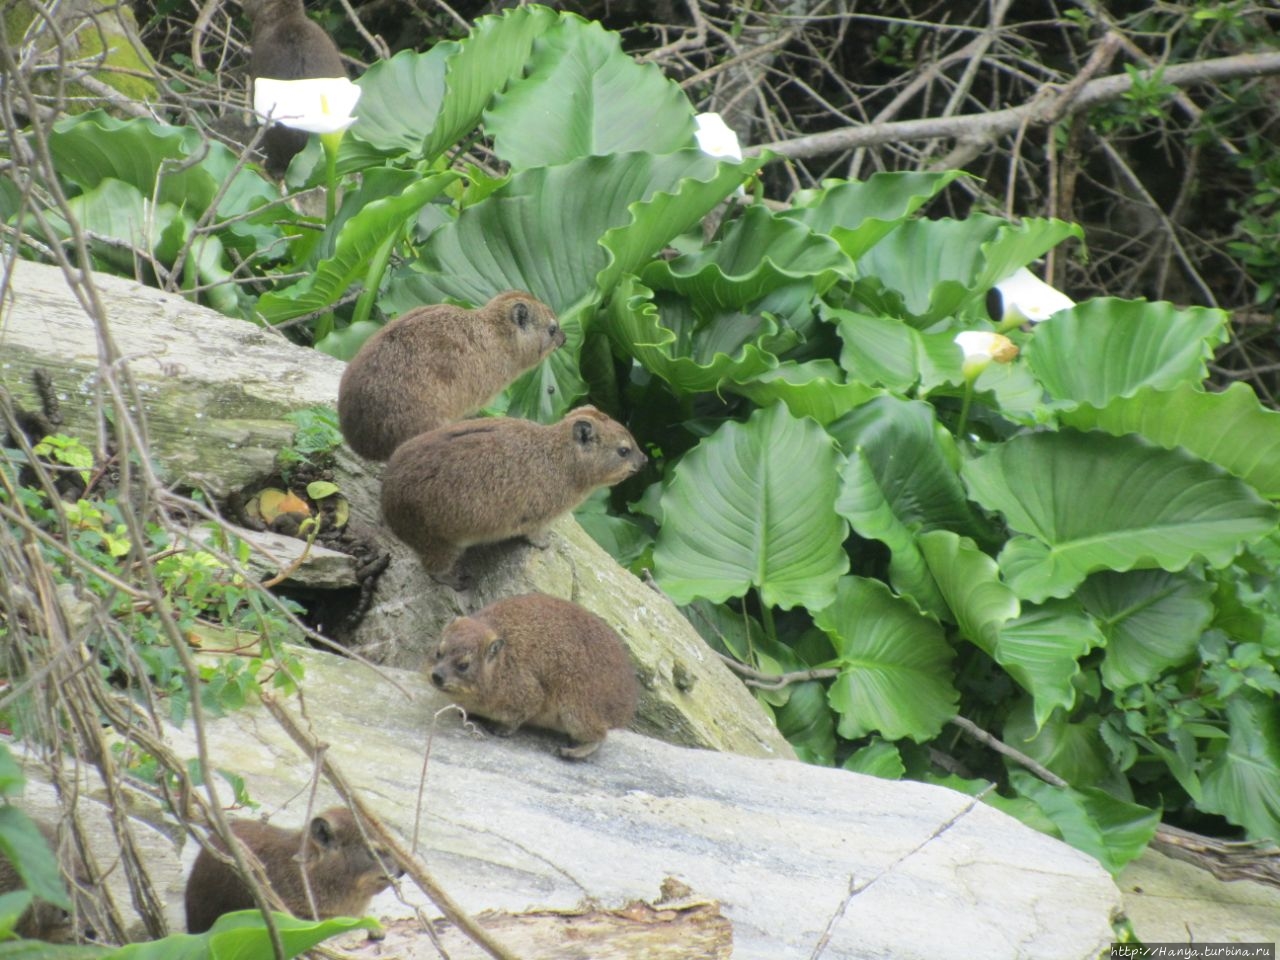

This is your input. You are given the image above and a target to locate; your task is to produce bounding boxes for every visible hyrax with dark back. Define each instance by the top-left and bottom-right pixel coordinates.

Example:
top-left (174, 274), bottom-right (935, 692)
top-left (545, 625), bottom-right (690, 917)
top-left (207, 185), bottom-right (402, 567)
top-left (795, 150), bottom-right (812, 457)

top-left (338, 291), bottom-right (564, 461)
top-left (381, 405), bottom-right (646, 584)
top-left (242, 0), bottom-right (347, 177)
top-left (430, 593), bottom-right (639, 759)
top-left (184, 806), bottom-right (397, 933)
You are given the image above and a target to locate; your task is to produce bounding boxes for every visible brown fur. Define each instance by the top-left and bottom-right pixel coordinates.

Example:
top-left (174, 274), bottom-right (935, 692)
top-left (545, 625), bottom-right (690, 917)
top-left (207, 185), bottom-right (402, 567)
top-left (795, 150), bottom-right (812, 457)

top-left (184, 807), bottom-right (396, 934)
top-left (338, 292), bottom-right (564, 461)
top-left (381, 406), bottom-right (646, 581)
top-left (243, 0), bottom-right (346, 177)
top-left (430, 594), bottom-right (639, 759)
top-left (0, 817), bottom-right (91, 943)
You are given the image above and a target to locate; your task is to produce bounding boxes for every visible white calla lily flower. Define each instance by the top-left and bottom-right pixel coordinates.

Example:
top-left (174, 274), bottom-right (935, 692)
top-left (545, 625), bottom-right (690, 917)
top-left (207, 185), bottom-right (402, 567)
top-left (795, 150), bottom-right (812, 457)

top-left (954, 330), bottom-right (1018, 381)
top-left (253, 76), bottom-right (362, 135)
top-left (694, 112), bottom-right (743, 161)
top-left (989, 267), bottom-right (1074, 327)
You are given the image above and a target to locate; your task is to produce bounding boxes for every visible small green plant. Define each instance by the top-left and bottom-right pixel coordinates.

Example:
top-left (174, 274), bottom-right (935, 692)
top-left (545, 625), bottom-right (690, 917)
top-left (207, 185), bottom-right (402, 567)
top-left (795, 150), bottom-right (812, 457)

top-left (279, 406), bottom-right (344, 477)
top-left (32, 433), bottom-right (94, 486)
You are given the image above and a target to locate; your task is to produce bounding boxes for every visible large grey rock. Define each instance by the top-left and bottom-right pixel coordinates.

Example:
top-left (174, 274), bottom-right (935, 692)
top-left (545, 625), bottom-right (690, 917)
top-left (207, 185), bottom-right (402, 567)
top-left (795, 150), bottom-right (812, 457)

top-left (0, 259), bottom-right (789, 759)
top-left (165, 646), bottom-right (1122, 960)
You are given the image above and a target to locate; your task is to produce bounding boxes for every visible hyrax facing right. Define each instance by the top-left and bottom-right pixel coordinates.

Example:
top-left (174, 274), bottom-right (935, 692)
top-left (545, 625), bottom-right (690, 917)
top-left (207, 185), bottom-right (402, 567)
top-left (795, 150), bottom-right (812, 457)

top-left (430, 593), bottom-right (639, 759)
top-left (381, 406), bottom-right (646, 583)
top-left (338, 292), bottom-right (564, 461)
top-left (184, 807), bottom-right (397, 933)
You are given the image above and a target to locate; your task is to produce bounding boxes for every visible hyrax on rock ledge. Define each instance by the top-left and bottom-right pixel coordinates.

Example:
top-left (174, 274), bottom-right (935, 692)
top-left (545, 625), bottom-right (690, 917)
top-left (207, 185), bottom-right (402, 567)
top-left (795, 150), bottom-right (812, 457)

top-left (338, 291), bottom-right (563, 461)
top-left (430, 593), bottom-right (639, 759)
top-left (380, 405), bottom-right (646, 585)
top-left (184, 807), bottom-right (397, 933)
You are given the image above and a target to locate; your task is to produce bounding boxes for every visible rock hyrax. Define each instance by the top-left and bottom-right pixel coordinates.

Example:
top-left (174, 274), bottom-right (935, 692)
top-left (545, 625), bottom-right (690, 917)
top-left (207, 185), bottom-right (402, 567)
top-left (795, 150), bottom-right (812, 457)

top-left (244, 0), bottom-right (346, 177)
top-left (0, 816), bottom-right (90, 942)
top-left (381, 406), bottom-right (646, 582)
top-left (430, 593), bottom-right (638, 759)
top-left (338, 292), bottom-right (564, 461)
top-left (184, 807), bottom-right (396, 933)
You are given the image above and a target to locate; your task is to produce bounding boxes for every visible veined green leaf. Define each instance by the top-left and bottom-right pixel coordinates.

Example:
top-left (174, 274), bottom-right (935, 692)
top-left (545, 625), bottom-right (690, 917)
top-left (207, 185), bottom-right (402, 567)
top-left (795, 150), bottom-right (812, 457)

top-left (964, 431), bottom-right (1279, 602)
top-left (348, 42), bottom-right (455, 158)
top-left (813, 576), bottom-right (957, 742)
top-left (1061, 382), bottom-right (1280, 499)
top-left (487, 17), bottom-right (692, 167)
top-left (998, 600), bottom-right (1104, 729)
top-left (1026, 298), bottom-right (1227, 406)
top-left (725, 360), bottom-right (881, 425)
top-left (1077, 569), bottom-right (1215, 690)
top-left (654, 403), bottom-right (848, 610)
top-left (1201, 692), bottom-right (1280, 844)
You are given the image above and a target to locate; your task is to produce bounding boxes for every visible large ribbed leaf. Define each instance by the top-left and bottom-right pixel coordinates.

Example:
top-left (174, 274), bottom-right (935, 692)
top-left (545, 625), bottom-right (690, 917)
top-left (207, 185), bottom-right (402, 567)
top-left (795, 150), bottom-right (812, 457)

top-left (1061, 382), bottom-right (1280, 498)
top-left (1077, 569), bottom-right (1215, 690)
top-left (347, 43), bottom-right (455, 157)
top-left (918, 530), bottom-right (1019, 653)
top-left (813, 576), bottom-right (958, 742)
top-left (654, 403), bottom-right (848, 610)
top-left (1202, 693), bottom-right (1280, 844)
top-left (783, 170), bottom-right (967, 260)
top-left (725, 360), bottom-right (881, 425)
top-left (486, 17), bottom-right (692, 167)
top-left (1009, 771), bottom-right (1160, 875)
top-left (1025, 298), bottom-right (1227, 406)
top-left (851, 215), bottom-right (1083, 327)
top-left (640, 204), bottom-right (854, 307)
top-left (964, 431), bottom-right (1279, 602)
top-left (998, 600), bottom-right (1104, 729)
top-left (831, 306), bottom-right (965, 393)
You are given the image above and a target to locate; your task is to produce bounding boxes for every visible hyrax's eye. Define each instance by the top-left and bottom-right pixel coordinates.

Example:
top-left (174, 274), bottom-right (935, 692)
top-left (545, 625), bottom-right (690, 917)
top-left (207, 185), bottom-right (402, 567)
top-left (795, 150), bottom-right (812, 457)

top-left (456, 658), bottom-right (471, 674)
top-left (617, 445), bottom-right (631, 458)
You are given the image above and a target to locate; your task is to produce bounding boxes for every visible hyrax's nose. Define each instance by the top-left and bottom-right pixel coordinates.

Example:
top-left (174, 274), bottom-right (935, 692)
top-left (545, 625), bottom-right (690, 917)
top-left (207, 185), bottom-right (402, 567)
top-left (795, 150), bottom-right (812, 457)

top-left (430, 667), bottom-right (446, 688)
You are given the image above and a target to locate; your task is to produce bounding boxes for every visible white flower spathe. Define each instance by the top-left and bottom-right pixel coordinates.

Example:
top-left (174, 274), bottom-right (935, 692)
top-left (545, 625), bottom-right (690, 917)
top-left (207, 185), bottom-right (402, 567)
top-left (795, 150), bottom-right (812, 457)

top-left (694, 112), bottom-right (743, 162)
top-left (954, 330), bottom-right (1018, 366)
top-left (990, 267), bottom-right (1074, 325)
top-left (253, 77), bottom-right (362, 135)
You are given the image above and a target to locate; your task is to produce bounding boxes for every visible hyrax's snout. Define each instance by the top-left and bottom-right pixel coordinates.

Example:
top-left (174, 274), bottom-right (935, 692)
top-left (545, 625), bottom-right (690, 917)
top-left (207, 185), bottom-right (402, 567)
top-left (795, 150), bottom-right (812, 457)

top-left (430, 667), bottom-right (447, 689)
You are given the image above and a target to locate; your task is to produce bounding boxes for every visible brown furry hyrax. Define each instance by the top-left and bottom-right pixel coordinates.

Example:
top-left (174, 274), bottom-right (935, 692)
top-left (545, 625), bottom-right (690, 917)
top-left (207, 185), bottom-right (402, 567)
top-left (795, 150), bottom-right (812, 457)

top-left (338, 292), bottom-right (564, 461)
top-left (0, 816), bottom-right (90, 943)
top-left (184, 807), bottom-right (397, 934)
top-left (430, 594), bottom-right (638, 759)
top-left (381, 406), bottom-right (646, 583)
top-left (244, 0), bottom-right (346, 177)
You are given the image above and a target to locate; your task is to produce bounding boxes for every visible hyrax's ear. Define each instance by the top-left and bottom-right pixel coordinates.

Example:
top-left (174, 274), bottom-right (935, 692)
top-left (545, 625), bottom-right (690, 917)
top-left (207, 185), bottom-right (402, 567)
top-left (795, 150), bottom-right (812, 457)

top-left (573, 418), bottom-right (595, 445)
top-left (511, 300), bottom-right (530, 329)
top-left (485, 636), bottom-right (506, 660)
top-left (310, 815), bottom-right (337, 848)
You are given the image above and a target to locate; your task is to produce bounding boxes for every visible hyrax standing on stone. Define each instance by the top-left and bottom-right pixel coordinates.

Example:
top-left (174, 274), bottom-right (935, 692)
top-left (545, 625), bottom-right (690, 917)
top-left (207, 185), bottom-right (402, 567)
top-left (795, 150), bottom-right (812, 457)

top-left (184, 807), bottom-right (397, 933)
top-left (381, 406), bottom-right (646, 583)
top-left (243, 0), bottom-right (346, 177)
top-left (430, 593), bottom-right (639, 759)
top-left (338, 292), bottom-right (564, 461)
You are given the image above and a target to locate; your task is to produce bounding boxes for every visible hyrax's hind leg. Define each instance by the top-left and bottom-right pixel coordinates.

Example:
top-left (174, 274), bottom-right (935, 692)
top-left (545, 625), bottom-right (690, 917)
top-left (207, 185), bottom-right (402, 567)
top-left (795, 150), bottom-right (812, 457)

top-left (418, 541), bottom-right (468, 589)
top-left (558, 738), bottom-right (604, 760)
top-left (557, 712), bottom-right (609, 760)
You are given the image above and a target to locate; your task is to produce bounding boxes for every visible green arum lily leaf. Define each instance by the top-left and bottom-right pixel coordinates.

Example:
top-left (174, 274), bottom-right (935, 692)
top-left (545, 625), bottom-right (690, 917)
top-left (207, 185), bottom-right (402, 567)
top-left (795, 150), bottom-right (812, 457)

top-left (775, 677), bottom-right (838, 767)
top-left (963, 430), bottom-right (1280, 603)
top-left (725, 360), bottom-right (881, 426)
top-left (1005, 702), bottom-right (1123, 791)
top-left (813, 576), bottom-right (958, 742)
top-left (783, 170), bottom-right (968, 261)
top-left (1025, 299), bottom-right (1227, 407)
top-left (47, 111), bottom-right (281, 254)
top-left (1201, 692), bottom-right (1280, 844)
top-left (1077, 569), bottom-right (1216, 691)
top-left (486, 16), bottom-right (692, 168)
top-left (639, 203), bottom-right (854, 308)
top-left (917, 530), bottom-right (1103, 729)
top-left (1009, 771), bottom-right (1159, 875)
top-left (387, 150), bottom-right (750, 315)
top-left (831, 397), bottom-right (993, 616)
top-left (347, 42), bottom-right (455, 159)
top-left (1061, 381), bottom-right (1280, 498)
top-left (0, 808), bottom-right (68, 910)
top-left (349, 6), bottom-right (557, 163)
top-left (830, 306), bottom-right (965, 393)
top-left (102, 911), bottom-right (378, 960)
top-left (842, 738), bottom-right (906, 779)
top-left (850, 215), bottom-right (1083, 327)
top-left (256, 171), bottom-right (459, 333)
top-left (606, 276), bottom-right (782, 394)
top-left (654, 402), bottom-right (848, 610)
